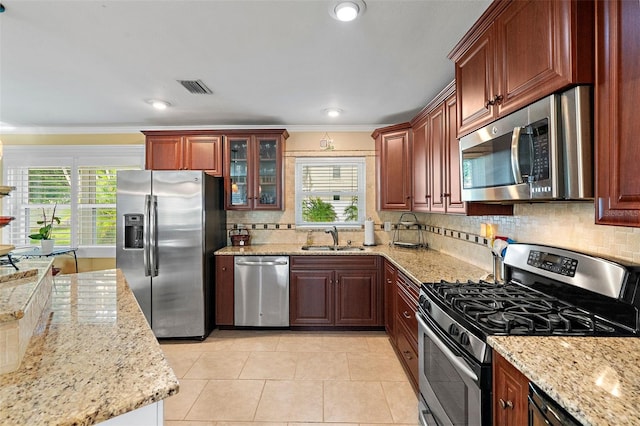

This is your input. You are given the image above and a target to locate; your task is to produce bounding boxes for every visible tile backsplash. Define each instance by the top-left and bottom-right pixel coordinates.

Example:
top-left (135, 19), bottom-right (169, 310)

top-left (224, 130), bottom-right (640, 272)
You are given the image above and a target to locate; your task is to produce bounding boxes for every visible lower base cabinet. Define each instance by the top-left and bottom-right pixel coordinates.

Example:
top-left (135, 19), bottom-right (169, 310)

top-left (289, 256), bottom-right (382, 327)
top-left (493, 351), bottom-right (528, 426)
top-left (215, 255), bottom-right (234, 325)
top-left (384, 260), bottom-right (420, 391)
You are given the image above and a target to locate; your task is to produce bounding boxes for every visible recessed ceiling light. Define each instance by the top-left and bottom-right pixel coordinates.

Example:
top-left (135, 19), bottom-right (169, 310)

top-left (146, 99), bottom-right (171, 110)
top-left (325, 108), bottom-right (343, 117)
top-left (329, 1), bottom-right (366, 22)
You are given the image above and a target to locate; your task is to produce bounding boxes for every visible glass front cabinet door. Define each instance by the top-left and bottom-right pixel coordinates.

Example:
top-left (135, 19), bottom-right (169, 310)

top-left (224, 130), bottom-right (287, 210)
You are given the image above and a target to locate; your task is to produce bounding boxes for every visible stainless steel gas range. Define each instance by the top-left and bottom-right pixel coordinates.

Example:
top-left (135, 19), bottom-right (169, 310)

top-left (416, 243), bottom-right (640, 426)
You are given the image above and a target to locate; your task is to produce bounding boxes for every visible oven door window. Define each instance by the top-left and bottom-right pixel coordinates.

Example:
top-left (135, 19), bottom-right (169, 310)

top-left (418, 314), bottom-right (483, 426)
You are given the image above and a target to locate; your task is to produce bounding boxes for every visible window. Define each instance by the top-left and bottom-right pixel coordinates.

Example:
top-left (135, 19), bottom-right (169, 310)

top-left (295, 157), bottom-right (365, 227)
top-left (2, 145), bottom-right (144, 257)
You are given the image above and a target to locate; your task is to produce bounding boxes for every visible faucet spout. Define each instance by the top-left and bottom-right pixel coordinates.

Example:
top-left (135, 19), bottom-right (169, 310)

top-left (325, 226), bottom-right (338, 248)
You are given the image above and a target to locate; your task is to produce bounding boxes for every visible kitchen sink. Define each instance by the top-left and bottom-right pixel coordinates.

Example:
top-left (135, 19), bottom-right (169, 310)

top-left (301, 245), bottom-right (365, 251)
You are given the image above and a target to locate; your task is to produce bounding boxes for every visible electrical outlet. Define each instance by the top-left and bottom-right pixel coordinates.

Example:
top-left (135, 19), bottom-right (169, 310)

top-left (384, 221), bottom-right (391, 232)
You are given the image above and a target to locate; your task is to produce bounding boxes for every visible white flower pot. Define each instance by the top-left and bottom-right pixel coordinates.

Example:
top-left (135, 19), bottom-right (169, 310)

top-left (40, 239), bottom-right (54, 255)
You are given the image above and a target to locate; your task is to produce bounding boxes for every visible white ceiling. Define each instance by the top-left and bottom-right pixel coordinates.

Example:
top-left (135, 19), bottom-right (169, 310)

top-left (0, 0), bottom-right (492, 134)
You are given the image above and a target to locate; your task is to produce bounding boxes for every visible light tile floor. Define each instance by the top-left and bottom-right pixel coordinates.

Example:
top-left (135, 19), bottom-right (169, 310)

top-left (160, 329), bottom-right (419, 426)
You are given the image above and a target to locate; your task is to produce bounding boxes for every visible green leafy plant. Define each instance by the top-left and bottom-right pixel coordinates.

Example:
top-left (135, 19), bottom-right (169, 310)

top-left (302, 197), bottom-right (337, 222)
top-left (28, 204), bottom-right (61, 240)
top-left (344, 196), bottom-right (359, 222)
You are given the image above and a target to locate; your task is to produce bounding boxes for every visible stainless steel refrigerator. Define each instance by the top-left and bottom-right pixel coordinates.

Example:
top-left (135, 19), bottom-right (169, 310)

top-left (116, 170), bottom-right (226, 339)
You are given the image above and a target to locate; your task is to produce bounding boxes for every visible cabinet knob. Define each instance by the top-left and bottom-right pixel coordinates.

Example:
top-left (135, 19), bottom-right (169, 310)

top-left (403, 311), bottom-right (411, 319)
top-left (402, 350), bottom-right (413, 360)
top-left (222, 267), bottom-right (226, 271)
top-left (499, 398), bottom-right (514, 409)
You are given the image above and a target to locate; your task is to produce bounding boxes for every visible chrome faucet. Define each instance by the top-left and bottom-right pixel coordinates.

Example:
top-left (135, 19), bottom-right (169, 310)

top-left (325, 226), bottom-right (338, 249)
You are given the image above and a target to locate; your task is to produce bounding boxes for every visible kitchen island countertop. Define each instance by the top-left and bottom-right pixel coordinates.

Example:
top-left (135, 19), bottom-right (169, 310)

top-left (0, 268), bottom-right (179, 426)
top-left (489, 335), bottom-right (640, 426)
top-left (215, 243), bottom-right (490, 284)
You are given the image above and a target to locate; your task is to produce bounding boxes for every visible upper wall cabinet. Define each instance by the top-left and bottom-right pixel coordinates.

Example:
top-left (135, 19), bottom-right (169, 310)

top-left (409, 82), bottom-right (513, 216)
top-left (143, 131), bottom-right (223, 176)
top-left (449, 0), bottom-right (595, 137)
top-left (373, 123), bottom-right (413, 211)
top-left (595, 1), bottom-right (640, 227)
top-left (224, 130), bottom-right (288, 211)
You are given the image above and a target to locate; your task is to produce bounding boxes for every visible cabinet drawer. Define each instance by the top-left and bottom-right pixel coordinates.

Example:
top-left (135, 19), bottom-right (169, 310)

top-left (397, 270), bottom-right (419, 300)
top-left (290, 255), bottom-right (379, 270)
top-left (395, 287), bottom-right (418, 349)
top-left (396, 321), bottom-right (419, 386)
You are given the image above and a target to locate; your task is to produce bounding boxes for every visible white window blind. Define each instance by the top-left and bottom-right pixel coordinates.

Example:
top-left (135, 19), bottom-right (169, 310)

top-left (295, 157), bottom-right (366, 227)
top-left (2, 145), bottom-right (144, 257)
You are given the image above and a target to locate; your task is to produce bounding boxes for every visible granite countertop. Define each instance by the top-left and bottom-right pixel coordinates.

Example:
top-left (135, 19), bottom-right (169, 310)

top-left (489, 336), bottom-right (640, 426)
top-left (0, 269), bottom-right (179, 426)
top-left (0, 259), bottom-right (53, 322)
top-left (215, 243), bottom-right (490, 284)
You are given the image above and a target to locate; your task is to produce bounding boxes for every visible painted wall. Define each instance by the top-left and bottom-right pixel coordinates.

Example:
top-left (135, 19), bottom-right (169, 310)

top-left (3, 131), bottom-right (640, 275)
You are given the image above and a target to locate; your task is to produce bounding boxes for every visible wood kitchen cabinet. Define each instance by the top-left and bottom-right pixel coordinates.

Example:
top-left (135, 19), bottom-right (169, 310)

top-left (383, 259), bottom-right (419, 390)
top-left (394, 267), bottom-right (420, 390)
top-left (409, 82), bottom-right (513, 216)
top-left (289, 256), bottom-right (382, 327)
top-left (373, 123), bottom-right (412, 211)
top-left (449, 0), bottom-right (595, 137)
top-left (215, 255), bottom-right (235, 326)
top-left (224, 130), bottom-right (288, 211)
top-left (493, 351), bottom-right (529, 426)
top-left (595, 0), bottom-right (640, 227)
top-left (383, 259), bottom-right (397, 337)
top-left (143, 131), bottom-right (223, 176)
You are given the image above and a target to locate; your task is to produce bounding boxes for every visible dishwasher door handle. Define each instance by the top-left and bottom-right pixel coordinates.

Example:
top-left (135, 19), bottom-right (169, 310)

top-left (235, 260), bottom-right (288, 266)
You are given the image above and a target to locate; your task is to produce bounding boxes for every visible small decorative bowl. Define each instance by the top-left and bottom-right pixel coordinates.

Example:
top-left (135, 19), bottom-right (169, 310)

top-left (0, 216), bottom-right (15, 226)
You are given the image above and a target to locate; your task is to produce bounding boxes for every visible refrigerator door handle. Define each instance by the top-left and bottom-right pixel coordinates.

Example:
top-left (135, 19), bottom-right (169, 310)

top-left (143, 194), bottom-right (151, 277)
top-left (150, 195), bottom-right (159, 277)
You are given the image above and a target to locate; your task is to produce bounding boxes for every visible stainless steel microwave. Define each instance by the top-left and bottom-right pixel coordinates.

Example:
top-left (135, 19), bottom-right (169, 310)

top-left (459, 85), bottom-right (592, 202)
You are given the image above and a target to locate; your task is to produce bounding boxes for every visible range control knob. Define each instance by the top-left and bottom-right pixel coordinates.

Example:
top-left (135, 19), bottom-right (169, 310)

top-left (418, 294), bottom-right (431, 312)
top-left (448, 324), bottom-right (460, 336)
top-left (459, 332), bottom-right (471, 346)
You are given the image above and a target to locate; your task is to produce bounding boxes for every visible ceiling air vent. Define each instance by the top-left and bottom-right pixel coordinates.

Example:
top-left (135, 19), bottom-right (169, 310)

top-left (177, 79), bottom-right (213, 94)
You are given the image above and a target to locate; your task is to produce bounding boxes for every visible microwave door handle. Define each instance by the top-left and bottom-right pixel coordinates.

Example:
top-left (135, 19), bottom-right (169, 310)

top-left (510, 126), bottom-right (524, 184)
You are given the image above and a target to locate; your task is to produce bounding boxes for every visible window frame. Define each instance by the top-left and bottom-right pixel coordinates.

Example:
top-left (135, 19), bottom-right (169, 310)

top-left (2, 144), bottom-right (144, 258)
top-left (295, 157), bottom-right (366, 229)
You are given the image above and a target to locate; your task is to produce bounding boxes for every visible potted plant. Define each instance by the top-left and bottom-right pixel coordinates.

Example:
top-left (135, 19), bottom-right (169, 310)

top-left (28, 204), bottom-right (60, 254)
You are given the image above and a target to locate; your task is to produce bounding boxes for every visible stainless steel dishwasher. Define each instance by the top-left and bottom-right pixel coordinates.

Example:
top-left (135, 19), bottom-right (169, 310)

top-left (234, 256), bottom-right (289, 326)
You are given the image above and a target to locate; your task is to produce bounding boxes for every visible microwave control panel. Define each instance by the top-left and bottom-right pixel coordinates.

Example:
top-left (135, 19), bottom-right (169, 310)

top-left (527, 250), bottom-right (578, 277)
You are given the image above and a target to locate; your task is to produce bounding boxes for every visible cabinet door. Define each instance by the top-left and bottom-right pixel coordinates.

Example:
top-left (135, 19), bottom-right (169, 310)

top-left (334, 269), bottom-right (379, 326)
top-left (429, 103), bottom-right (447, 213)
top-left (493, 351), bottom-right (528, 426)
top-left (383, 260), bottom-right (397, 338)
top-left (290, 270), bottom-right (333, 325)
top-left (412, 120), bottom-right (430, 212)
top-left (444, 94), bottom-right (466, 214)
top-left (215, 255), bottom-right (235, 325)
top-left (595, 0), bottom-right (640, 227)
top-left (378, 129), bottom-right (412, 210)
top-left (254, 136), bottom-right (282, 210)
top-left (184, 135), bottom-right (223, 176)
top-left (495, 0), bottom-right (577, 117)
top-left (225, 136), bottom-right (251, 210)
top-left (455, 27), bottom-right (496, 137)
top-left (145, 136), bottom-right (184, 170)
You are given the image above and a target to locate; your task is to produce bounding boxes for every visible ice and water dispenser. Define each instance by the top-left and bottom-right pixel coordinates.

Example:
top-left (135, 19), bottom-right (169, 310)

top-left (123, 214), bottom-right (144, 249)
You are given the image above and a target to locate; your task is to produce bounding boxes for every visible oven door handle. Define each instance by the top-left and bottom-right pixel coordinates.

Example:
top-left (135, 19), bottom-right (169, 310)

top-left (417, 314), bottom-right (478, 383)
